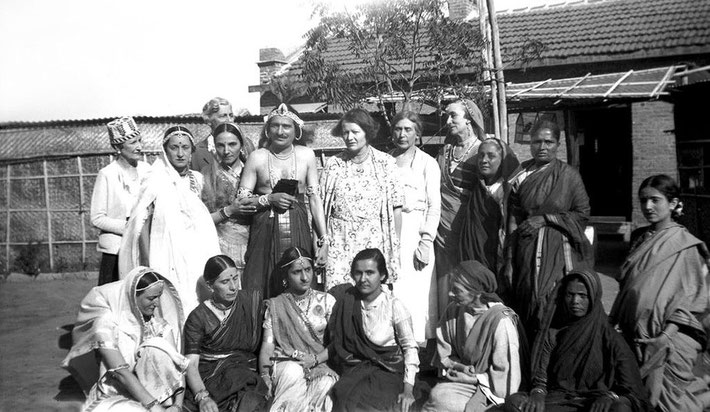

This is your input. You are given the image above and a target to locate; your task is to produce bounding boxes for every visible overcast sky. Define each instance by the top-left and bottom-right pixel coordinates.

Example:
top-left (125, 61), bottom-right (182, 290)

top-left (0, 0), bottom-right (546, 122)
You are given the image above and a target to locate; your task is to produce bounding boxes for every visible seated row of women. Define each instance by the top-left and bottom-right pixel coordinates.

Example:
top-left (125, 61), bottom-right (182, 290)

top-left (69, 243), bottom-right (705, 412)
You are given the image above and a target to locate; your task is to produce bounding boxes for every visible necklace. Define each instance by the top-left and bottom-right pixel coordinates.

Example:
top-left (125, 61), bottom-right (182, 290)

top-left (290, 289), bottom-right (313, 314)
top-left (450, 139), bottom-right (476, 162)
top-left (350, 147), bottom-right (371, 173)
top-left (270, 145), bottom-right (295, 160)
top-left (211, 299), bottom-right (232, 318)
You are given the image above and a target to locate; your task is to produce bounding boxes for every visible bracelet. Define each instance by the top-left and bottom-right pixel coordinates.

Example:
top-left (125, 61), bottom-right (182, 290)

top-left (312, 353), bottom-right (319, 366)
top-left (258, 194), bottom-right (270, 207)
top-left (316, 235), bottom-right (329, 248)
top-left (605, 391), bottom-right (620, 401)
top-left (530, 387), bottom-right (547, 395)
top-left (194, 389), bottom-right (210, 403)
top-left (142, 399), bottom-right (159, 409)
top-left (219, 207), bottom-right (230, 220)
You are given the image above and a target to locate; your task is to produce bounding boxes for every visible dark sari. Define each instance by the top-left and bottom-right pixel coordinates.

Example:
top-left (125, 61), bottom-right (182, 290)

top-left (460, 140), bottom-right (520, 280)
top-left (242, 194), bottom-right (312, 298)
top-left (183, 290), bottom-right (267, 412)
top-left (508, 158), bottom-right (593, 341)
top-left (329, 287), bottom-right (405, 412)
top-left (522, 270), bottom-right (649, 412)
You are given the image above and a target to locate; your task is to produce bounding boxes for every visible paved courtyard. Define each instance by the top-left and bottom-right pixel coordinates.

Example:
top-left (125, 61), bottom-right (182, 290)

top-left (0, 239), bottom-right (626, 411)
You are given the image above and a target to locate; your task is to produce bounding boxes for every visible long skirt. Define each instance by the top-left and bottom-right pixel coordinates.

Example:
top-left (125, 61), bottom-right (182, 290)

top-left (331, 362), bottom-right (403, 412)
top-left (393, 208), bottom-right (437, 344)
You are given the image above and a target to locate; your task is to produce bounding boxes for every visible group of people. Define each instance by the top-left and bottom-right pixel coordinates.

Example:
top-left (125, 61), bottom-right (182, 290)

top-left (59, 96), bottom-right (710, 412)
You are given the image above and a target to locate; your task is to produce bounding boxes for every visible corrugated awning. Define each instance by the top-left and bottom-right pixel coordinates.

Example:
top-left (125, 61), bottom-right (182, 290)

top-left (507, 66), bottom-right (683, 102)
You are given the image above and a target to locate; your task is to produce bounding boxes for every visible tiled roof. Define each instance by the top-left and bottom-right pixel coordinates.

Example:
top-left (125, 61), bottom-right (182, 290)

top-left (498, 0), bottom-right (710, 67)
top-left (289, 0), bottom-right (710, 77)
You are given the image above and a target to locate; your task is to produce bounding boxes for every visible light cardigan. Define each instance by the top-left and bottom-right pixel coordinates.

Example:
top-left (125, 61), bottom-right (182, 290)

top-left (90, 158), bottom-right (151, 254)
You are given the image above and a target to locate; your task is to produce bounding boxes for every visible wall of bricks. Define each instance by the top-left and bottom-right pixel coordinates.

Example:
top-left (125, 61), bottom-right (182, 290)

top-left (630, 100), bottom-right (677, 227)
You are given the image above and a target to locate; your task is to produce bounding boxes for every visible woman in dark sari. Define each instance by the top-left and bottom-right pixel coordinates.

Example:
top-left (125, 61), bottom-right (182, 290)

top-left (184, 255), bottom-right (267, 412)
top-left (507, 119), bottom-right (593, 341)
top-left (460, 138), bottom-right (520, 292)
top-left (505, 269), bottom-right (649, 412)
top-left (329, 248), bottom-right (419, 412)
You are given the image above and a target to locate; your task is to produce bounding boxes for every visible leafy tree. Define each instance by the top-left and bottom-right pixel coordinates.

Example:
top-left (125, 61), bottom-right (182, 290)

top-left (301, 0), bottom-right (487, 120)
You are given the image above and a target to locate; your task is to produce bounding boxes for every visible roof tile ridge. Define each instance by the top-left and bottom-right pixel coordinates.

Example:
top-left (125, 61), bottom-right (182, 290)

top-left (497, 0), bottom-right (620, 15)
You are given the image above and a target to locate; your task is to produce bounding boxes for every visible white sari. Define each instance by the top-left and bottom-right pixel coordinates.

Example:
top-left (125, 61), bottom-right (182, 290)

top-left (62, 267), bottom-right (189, 411)
top-left (119, 153), bottom-right (220, 314)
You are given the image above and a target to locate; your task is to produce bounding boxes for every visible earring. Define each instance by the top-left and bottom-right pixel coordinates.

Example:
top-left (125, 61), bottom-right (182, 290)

top-left (282, 279), bottom-right (288, 288)
top-left (295, 128), bottom-right (302, 141)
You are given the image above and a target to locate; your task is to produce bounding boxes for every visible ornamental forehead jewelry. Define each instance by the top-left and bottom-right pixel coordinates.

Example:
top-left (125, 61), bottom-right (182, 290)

top-left (162, 129), bottom-right (195, 145)
top-left (280, 248), bottom-right (312, 268)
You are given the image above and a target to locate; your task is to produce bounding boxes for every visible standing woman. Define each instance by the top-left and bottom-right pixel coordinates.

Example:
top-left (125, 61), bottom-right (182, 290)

top-left (91, 117), bottom-right (150, 285)
top-left (321, 108), bottom-right (403, 292)
top-left (329, 248), bottom-right (419, 412)
top-left (507, 119), bottom-right (592, 342)
top-left (389, 111), bottom-right (441, 345)
top-left (62, 266), bottom-right (188, 411)
top-left (460, 138), bottom-right (520, 291)
top-left (120, 126), bottom-right (220, 314)
top-left (201, 122), bottom-right (257, 273)
top-left (610, 175), bottom-right (710, 411)
top-left (183, 255), bottom-right (267, 412)
top-left (259, 247), bottom-right (338, 411)
top-left (435, 99), bottom-right (485, 314)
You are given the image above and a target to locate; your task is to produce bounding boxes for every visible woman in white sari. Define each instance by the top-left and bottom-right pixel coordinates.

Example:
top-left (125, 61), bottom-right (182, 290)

top-left (62, 266), bottom-right (189, 412)
top-left (120, 126), bottom-right (220, 314)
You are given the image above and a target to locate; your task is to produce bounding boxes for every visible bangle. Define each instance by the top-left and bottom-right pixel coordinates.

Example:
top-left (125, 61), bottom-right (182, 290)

top-left (194, 389), bottom-right (210, 403)
top-left (530, 387), bottom-right (547, 395)
top-left (312, 353), bottom-right (319, 366)
top-left (258, 194), bottom-right (270, 207)
top-left (219, 207), bottom-right (230, 220)
top-left (316, 235), bottom-right (329, 248)
top-left (142, 399), bottom-right (159, 409)
top-left (606, 391), bottom-right (620, 401)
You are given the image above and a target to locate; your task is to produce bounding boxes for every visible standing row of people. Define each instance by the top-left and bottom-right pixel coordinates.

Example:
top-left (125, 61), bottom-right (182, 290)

top-left (71, 97), bottom-right (710, 412)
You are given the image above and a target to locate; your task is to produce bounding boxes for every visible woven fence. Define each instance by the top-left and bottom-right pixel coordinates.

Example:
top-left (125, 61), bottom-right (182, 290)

top-left (0, 153), bottom-right (162, 273)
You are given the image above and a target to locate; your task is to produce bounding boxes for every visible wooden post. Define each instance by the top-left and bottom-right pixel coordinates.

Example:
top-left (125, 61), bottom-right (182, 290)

top-left (5, 165), bottom-right (10, 273)
top-left (487, 0), bottom-right (508, 142)
top-left (478, 0), bottom-right (499, 139)
top-left (43, 160), bottom-right (54, 270)
top-left (77, 156), bottom-right (87, 265)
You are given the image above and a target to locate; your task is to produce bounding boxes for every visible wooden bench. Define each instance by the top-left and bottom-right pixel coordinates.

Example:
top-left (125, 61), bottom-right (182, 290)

top-left (588, 216), bottom-right (632, 243)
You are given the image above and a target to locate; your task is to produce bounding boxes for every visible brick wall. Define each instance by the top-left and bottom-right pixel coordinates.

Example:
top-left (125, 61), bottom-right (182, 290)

top-left (630, 100), bottom-right (677, 227)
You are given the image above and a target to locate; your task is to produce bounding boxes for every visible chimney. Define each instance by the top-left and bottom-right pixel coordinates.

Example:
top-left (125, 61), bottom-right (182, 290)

top-left (448, 0), bottom-right (477, 21)
top-left (257, 48), bottom-right (287, 85)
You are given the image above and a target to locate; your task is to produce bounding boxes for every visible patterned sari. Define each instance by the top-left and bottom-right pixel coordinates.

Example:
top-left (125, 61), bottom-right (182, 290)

top-left (183, 289), bottom-right (267, 412)
top-left (62, 267), bottom-right (188, 411)
top-left (266, 291), bottom-right (338, 411)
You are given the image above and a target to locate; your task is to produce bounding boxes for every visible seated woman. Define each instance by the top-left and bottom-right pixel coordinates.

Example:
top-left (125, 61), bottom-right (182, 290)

top-left (183, 255), bottom-right (267, 412)
top-left (423, 260), bottom-right (522, 412)
top-left (329, 248), bottom-right (419, 412)
top-left (505, 269), bottom-right (649, 412)
top-left (259, 247), bottom-right (338, 411)
top-left (62, 267), bottom-right (188, 412)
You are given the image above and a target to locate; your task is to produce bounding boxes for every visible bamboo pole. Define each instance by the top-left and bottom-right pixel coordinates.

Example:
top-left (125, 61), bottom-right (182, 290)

top-left (43, 159), bottom-right (54, 270)
top-left (77, 156), bottom-right (87, 266)
top-left (5, 165), bottom-right (11, 273)
top-left (478, 0), bottom-right (499, 139)
top-left (487, 0), bottom-right (508, 143)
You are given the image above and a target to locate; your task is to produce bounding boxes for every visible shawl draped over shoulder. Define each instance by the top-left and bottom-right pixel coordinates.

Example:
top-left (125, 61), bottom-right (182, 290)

top-left (328, 287), bottom-right (406, 411)
top-left (531, 269), bottom-right (649, 411)
top-left (61, 267), bottom-right (187, 399)
top-left (119, 153), bottom-right (220, 314)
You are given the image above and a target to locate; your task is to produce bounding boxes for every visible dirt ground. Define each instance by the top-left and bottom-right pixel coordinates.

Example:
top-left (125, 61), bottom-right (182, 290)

top-left (0, 239), bottom-right (626, 411)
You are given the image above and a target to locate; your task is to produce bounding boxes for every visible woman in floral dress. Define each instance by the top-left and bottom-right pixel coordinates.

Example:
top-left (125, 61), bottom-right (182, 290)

top-left (320, 108), bottom-right (403, 292)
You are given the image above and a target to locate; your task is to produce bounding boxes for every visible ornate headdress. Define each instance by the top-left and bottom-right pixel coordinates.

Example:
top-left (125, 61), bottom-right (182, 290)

top-left (107, 116), bottom-right (141, 145)
top-left (264, 103), bottom-right (304, 140)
